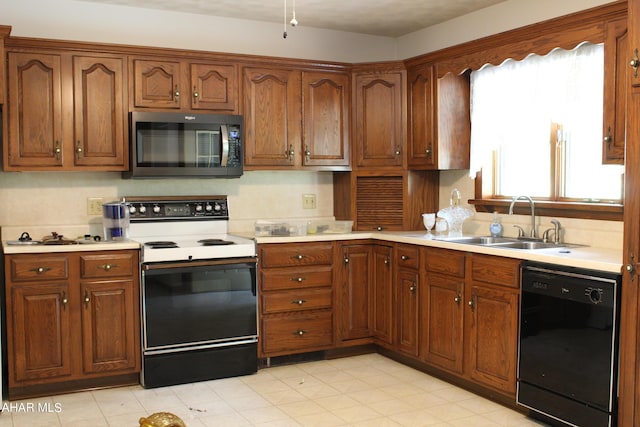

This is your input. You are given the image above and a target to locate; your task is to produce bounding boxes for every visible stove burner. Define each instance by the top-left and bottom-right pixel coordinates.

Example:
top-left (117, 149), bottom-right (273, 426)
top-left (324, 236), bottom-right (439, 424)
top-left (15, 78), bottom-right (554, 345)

top-left (145, 241), bottom-right (179, 249)
top-left (197, 239), bottom-right (235, 246)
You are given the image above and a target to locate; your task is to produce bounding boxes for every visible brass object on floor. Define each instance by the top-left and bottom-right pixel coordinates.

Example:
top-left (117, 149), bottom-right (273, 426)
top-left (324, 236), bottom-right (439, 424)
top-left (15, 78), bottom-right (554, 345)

top-left (139, 412), bottom-right (187, 427)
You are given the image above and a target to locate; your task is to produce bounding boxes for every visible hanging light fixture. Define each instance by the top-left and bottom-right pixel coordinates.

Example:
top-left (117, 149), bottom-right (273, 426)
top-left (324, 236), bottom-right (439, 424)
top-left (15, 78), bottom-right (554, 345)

top-left (283, 0), bottom-right (298, 38)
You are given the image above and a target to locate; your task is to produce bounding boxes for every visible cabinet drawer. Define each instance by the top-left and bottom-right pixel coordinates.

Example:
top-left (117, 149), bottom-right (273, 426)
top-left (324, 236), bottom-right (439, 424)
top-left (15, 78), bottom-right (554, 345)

top-left (260, 243), bottom-right (333, 267)
top-left (261, 266), bottom-right (332, 291)
top-left (397, 244), bottom-right (419, 269)
top-left (424, 248), bottom-right (466, 277)
top-left (9, 256), bottom-right (69, 282)
top-left (80, 252), bottom-right (136, 278)
top-left (262, 288), bottom-right (332, 314)
top-left (262, 311), bottom-right (333, 354)
top-left (471, 254), bottom-right (520, 289)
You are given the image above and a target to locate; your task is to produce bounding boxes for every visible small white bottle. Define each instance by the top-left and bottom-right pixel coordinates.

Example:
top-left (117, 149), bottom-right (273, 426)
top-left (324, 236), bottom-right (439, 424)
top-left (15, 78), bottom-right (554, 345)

top-left (489, 211), bottom-right (503, 237)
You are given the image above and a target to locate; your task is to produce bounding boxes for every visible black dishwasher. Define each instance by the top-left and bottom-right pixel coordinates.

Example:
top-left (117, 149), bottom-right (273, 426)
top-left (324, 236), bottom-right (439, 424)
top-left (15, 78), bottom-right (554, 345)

top-left (517, 261), bottom-right (621, 427)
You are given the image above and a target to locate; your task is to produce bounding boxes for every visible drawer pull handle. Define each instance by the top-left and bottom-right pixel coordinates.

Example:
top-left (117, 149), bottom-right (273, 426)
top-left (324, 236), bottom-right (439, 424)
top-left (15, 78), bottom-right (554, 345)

top-left (401, 255), bottom-right (410, 261)
top-left (62, 291), bottom-right (68, 310)
top-left (84, 290), bottom-right (91, 308)
top-left (291, 277), bottom-right (305, 282)
top-left (98, 264), bottom-right (117, 271)
top-left (293, 254), bottom-right (304, 260)
top-left (293, 329), bottom-right (307, 336)
top-left (292, 299), bottom-right (306, 305)
top-left (30, 266), bottom-right (51, 274)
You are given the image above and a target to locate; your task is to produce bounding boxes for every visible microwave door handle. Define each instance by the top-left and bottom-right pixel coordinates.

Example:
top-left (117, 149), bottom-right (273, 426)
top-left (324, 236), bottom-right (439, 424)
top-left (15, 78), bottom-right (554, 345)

top-left (220, 125), bottom-right (229, 167)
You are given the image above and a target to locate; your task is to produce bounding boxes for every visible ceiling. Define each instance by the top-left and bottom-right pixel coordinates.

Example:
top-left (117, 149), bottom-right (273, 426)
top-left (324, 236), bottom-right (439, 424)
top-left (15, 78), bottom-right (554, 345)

top-left (78, 0), bottom-right (509, 37)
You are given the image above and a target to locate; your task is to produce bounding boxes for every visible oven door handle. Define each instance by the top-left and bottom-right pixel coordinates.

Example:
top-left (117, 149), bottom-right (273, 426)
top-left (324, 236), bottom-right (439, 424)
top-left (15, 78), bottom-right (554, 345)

top-left (143, 257), bottom-right (257, 271)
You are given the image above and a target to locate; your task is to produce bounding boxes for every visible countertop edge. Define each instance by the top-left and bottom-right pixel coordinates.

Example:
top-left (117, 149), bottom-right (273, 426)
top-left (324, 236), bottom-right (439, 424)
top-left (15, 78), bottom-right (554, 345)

top-left (254, 231), bottom-right (623, 274)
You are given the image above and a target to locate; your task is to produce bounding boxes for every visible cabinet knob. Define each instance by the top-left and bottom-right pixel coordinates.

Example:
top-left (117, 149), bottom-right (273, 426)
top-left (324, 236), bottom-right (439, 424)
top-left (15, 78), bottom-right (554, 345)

top-left (454, 295), bottom-right (461, 304)
top-left (293, 254), bottom-right (304, 260)
top-left (174, 85), bottom-right (180, 102)
top-left (98, 264), bottom-right (115, 271)
top-left (30, 266), bottom-right (51, 274)
top-left (76, 141), bottom-right (83, 159)
top-left (344, 257), bottom-right (349, 264)
top-left (603, 126), bottom-right (612, 144)
top-left (394, 147), bottom-right (401, 156)
top-left (285, 144), bottom-right (295, 161)
top-left (401, 255), bottom-right (409, 261)
top-left (62, 291), bottom-right (68, 310)
top-left (193, 86), bottom-right (199, 103)
top-left (631, 49), bottom-right (640, 78)
top-left (409, 284), bottom-right (417, 293)
top-left (290, 277), bottom-right (305, 282)
top-left (54, 141), bottom-right (62, 161)
top-left (376, 226), bottom-right (384, 231)
top-left (292, 299), bottom-right (306, 305)
top-left (305, 145), bottom-right (311, 163)
top-left (293, 329), bottom-right (307, 336)
top-left (84, 290), bottom-right (91, 308)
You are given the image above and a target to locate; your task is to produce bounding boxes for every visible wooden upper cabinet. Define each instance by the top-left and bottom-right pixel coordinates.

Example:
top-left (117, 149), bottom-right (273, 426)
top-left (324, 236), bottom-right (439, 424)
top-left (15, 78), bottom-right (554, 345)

top-left (132, 59), bottom-right (182, 109)
top-left (190, 62), bottom-right (237, 111)
top-left (603, 17), bottom-right (628, 164)
top-left (73, 55), bottom-right (127, 168)
top-left (132, 59), bottom-right (238, 112)
top-left (407, 63), bottom-right (470, 170)
top-left (242, 67), bottom-right (302, 167)
top-left (353, 69), bottom-right (405, 169)
top-left (242, 67), bottom-right (350, 170)
top-left (302, 71), bottom-right (350, 169)
top-left (5, 51), bottom-right (128, 171)
top-left (6, 52), bottom-right (64, 168)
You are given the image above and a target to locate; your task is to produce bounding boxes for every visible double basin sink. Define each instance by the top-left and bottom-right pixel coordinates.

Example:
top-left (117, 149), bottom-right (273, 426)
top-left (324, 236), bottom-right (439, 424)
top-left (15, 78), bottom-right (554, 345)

top-left (434, 236), bottom-right (582, 251)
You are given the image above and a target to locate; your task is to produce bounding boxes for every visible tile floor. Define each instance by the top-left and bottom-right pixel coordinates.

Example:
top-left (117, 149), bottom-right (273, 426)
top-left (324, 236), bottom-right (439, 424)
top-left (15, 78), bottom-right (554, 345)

top-left (0, 353), bottom-right (549, 426)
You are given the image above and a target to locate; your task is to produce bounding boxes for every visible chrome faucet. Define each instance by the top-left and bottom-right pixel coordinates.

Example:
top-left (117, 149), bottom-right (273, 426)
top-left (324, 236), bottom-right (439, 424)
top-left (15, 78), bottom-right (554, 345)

top-left (508, 195), bottom-right (537, 239)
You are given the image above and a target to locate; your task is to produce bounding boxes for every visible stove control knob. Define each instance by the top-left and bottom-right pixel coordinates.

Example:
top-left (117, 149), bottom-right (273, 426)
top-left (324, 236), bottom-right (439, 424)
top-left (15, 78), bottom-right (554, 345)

top-left (152, 205), bottom-right (161, 214)
top-left (129, 205), bottom-right (137, 214)
top-left (213, 203), bottom-right (222, 211)
top-left (195, 204), bottom-right (203, 212)
top-left (205, 204), bottom-right (213, 212)
top-left (139, 205), bottom-right (147, 214)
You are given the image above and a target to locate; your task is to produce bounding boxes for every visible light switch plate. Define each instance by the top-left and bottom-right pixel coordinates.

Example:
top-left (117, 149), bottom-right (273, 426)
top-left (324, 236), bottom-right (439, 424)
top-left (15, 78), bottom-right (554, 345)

top-left (87, 197), bottom-right (104, 216)
top-left (302, 194), bottom-right (317, 209)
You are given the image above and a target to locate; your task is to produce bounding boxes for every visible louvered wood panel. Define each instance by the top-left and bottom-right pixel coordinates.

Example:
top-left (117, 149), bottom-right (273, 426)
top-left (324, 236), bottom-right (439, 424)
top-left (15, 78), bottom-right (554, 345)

top-left (356, 176), bottom-right (404, 230)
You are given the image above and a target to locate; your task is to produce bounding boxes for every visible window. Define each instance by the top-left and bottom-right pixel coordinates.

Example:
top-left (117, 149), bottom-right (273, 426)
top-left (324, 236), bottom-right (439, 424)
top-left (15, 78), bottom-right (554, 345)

top-left (470, 42), bottom-right (624, 207)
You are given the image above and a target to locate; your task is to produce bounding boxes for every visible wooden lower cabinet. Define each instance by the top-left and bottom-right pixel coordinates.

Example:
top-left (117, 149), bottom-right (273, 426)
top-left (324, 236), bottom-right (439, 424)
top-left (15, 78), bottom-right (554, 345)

top-left (338, 243), bottom-right (376, 342)
top-left (4, 250), bottom-right (140, 398)
top-left (258, 242), bottom-right (335, 357)
top-left (422, 248), bottom-right (520, 396)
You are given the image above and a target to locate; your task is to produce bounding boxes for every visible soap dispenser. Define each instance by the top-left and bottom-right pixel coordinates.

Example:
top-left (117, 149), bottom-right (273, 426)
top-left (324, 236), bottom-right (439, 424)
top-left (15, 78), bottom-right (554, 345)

top-left (489, 211), bottom-right (503, 237)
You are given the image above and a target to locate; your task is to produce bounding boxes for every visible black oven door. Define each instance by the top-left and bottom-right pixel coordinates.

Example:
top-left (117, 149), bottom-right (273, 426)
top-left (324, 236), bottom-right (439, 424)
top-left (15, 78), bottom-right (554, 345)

top-left (142, 258), bottom-right (257, 351)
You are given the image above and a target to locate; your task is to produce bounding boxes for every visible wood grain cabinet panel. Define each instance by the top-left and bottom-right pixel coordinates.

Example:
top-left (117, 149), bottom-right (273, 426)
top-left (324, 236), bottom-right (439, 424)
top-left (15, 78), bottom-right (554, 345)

top-left (353, 71), bottom-right (404, 168)
top-left (133, 59), bottom-right (181, 108)
top-left (258, 242), bottom-right (335, 358)
top-left (4, 250), bottom-right (140, 399)
top-left (10, 283), bottom-right (72, 382)
top-left (422, 247), bottom-right (520, 396)
top-left (5, 50), bottom-right (128, 171)
top-left (6, 52), bottom-right (63, 168)
top-left (190, 62), bottom-right (237, 111)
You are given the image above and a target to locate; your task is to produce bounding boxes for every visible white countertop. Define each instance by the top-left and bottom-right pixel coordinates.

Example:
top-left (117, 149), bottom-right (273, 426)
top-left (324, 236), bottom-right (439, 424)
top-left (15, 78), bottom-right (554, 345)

top-left (254, 231), bottom-right (623, 274)
top-left (1, 239), bottom-right (140, 254)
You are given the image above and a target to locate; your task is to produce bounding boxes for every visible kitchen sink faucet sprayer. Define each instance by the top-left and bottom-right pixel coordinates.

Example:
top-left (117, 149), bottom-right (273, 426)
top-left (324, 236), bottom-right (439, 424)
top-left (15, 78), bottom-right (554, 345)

top-left (508, 195), bottom-right (537, 238)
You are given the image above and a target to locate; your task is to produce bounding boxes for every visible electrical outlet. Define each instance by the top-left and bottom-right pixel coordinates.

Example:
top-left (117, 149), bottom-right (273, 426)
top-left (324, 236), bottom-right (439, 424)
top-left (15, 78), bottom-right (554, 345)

top-left (302, 194), bottom-right (317, 209)
top-left (87, 197), bottom-right (104, 216)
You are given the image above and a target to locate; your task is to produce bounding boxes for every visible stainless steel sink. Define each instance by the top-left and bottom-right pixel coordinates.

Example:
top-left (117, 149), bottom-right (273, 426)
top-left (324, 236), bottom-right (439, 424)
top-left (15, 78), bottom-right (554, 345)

top-left (435, 236), bottom-right (583, 250)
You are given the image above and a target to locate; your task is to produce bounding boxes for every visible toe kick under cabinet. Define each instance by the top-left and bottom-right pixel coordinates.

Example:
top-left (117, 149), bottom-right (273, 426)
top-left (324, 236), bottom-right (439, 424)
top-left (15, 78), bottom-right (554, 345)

top-left (258, 242), bottom-right (335, 358)
top-left (4, 250), bottom-right (141, 399)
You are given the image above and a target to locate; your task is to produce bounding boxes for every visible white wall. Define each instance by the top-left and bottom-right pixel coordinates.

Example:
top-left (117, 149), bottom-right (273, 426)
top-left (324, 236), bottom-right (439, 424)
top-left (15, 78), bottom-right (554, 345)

top-left (398, 0), bottom-right (615, 59)
top-left (0, 0), bottom-right (623, 242)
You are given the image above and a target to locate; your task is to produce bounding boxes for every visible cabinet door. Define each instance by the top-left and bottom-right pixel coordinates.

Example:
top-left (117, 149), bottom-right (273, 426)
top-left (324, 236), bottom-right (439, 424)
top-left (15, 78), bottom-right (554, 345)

top-left (81, 279), bottom-right (138, 374)
top-left (72, 55), bottom-right (127, 169)
top-left (133, 59), bottom-right (182, 108)
top-left (339, 244), bottom-right (372, 340)
top-left (372, 245), bottom-right (393, 345)
top-left (466, 283), bottom-right (518, 394)
top-left (423, 273), bottom-right (464, 374)
top-left (6, 52), bottom-right (63, 168)
top-left (9, 283), bottom-right (72, 382)
top-left (354, 72), bottom-right (404, 168)
top-left (302, 71), bottom-right (350, 168)
top-left (243, 67), bottom-right (302, 167)
top-left (397, 268), bottom-right (419, 357)
top-left (190, 63), bottom-right (237, 111)
top-left (407, 65), bottom-right (435, 169)
top-left (603, 17), bottom-right (628, 164)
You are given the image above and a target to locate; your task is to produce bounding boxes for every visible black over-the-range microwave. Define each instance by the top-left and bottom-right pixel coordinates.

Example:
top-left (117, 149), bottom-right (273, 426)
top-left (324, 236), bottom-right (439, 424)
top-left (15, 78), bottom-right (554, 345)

top-left (123, 112), bottom-right (243, 178)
